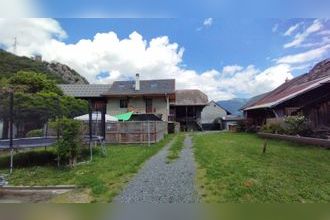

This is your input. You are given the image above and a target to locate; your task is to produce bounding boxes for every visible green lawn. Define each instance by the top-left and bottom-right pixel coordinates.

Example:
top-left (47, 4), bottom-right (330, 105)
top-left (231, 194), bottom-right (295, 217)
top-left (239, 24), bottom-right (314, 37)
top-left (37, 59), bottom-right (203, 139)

top-left (167, 133), bottom-right (185, 162)
top-left (193, 132), bottom-right (330, 203)
top-left (0, 134), bottom-right (174, 202)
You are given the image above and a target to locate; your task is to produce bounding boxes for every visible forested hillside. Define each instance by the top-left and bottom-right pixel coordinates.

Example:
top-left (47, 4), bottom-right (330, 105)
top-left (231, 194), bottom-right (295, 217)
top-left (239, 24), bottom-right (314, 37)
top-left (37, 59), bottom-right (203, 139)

top-left (0, 49), bottom-right (88, 84)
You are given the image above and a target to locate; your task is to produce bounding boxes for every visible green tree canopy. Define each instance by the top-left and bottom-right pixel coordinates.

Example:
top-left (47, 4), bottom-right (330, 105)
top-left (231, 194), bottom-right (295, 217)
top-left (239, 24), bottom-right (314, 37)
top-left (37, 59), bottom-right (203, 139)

top-left (8, 71), bottom-right (63, 95)
top-left (0, 71), bottom-right (88, 137)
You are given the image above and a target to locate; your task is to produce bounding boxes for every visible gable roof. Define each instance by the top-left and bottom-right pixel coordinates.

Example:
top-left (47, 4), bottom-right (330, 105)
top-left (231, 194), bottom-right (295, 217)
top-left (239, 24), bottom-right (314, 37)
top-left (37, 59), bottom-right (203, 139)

top-left (102, 79), bottom-right (175, 96)
top-left (243, 59), bottom-right (330, 110)
top-left (173, 89), bottom-right (208, 106)
top-left (240, 92), bottom-right (270, 110)
top-left (208, 100), bottom-right (232, 114)
top-left (58, 84), bottom-right (112, 97)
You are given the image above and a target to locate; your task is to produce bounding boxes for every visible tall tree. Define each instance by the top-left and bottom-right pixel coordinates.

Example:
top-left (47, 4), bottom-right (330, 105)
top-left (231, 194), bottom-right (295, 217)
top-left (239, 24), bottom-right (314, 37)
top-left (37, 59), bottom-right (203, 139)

top-left (0, 71), bottom-right (88, 138)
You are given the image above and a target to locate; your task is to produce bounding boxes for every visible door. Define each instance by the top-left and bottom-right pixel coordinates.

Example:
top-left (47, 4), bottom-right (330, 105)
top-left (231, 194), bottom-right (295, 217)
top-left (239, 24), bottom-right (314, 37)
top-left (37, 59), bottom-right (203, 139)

top-left (146, 98), bottom-right (153, 113)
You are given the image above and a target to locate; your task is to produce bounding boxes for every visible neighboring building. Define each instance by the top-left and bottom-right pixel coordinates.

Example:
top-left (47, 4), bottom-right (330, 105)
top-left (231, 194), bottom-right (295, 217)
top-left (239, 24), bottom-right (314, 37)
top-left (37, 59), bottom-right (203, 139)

top-left (60, 74), bottom-right (207, 133)
top-left (242, 59), bottom-right (330, 133)
top-left (201, 100), bottom-right (231, 130)
top-left (221, 115), bottom-right (244, 131)
top-left (170, 89), bottom-right (208, 131)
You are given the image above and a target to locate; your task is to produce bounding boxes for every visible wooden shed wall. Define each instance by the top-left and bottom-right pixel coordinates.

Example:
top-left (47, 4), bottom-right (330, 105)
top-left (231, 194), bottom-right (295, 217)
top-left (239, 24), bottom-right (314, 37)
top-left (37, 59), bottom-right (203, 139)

top-left (105, 121), bottom-right (168, 144)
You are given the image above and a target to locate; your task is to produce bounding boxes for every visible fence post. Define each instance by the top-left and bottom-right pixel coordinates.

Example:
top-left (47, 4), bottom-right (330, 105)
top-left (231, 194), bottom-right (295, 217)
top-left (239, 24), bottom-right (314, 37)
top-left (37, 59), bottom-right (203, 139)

top-left (9, 91), bottom-right (14, 174)
top-left (147, 120), bottom-right (150, 147)
top-left (88, 99), bottom-right (93, 161)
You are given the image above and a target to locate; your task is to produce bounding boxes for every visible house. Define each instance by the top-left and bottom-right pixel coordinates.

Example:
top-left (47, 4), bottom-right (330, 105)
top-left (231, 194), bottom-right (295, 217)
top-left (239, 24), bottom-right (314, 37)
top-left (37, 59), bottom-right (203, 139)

top-left (242, 59), bottom-right (330, 133)
top-left (201, 100), bottom-right (231, 130)
top-left (102, 74), bottom-right (175, 121)
top-left (170, 89), bottom-right (208, 131)
top-left (59, 74), bottom-right (208, 134)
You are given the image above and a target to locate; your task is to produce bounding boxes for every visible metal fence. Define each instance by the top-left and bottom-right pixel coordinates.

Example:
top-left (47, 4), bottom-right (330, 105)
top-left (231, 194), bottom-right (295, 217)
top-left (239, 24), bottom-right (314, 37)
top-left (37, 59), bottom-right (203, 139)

top-left (105, 121), bottom-right (168, 144)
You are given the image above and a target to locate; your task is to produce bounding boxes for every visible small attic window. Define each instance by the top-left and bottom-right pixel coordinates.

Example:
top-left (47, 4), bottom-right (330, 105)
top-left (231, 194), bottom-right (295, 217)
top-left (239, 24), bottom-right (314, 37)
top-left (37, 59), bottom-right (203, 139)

top-left (151, 83), bottom-right (157, 88)
top-left (118, 84), bottom-right (125, 88)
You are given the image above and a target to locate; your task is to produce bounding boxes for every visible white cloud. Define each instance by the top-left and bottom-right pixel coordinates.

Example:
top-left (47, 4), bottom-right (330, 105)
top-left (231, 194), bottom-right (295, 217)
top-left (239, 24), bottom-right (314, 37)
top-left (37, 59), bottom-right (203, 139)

top-left (277, 44), bottom-right (330, 64)
top-left (0, 0), bottom-right (40, 17)
top-left (222, 65), bottom-right (243, 75)
top-left (203, 18), bottom-right (213, 27)
top-left (318, 30), bottom-right (330, 36)
top-left (0, 18), bottom-right (296, 100)
top-left (284, 23), bottom-right (301, 36)
top-left (197, 18), bottom-right (213, 31)
top-left (284, 20), bottom-right (323, 48)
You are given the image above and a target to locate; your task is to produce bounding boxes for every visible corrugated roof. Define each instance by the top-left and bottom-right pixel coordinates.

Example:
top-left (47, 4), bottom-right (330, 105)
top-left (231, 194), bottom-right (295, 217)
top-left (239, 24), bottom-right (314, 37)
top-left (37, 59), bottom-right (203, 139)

top-left (58, 84), bottom-right (112, 97)
top-left (102, 79), bottom-right (175, 96)
top-left (240, 92), bottom-right (270, 110)
top-left (243, 59), bottom-right (330, 110)
top-left (173, 89), bottom-right (208, 106)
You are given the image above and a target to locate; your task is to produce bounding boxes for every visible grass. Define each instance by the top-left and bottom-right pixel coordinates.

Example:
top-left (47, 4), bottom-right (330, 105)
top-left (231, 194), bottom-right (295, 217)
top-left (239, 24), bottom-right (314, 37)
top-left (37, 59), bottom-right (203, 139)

top-left (166, 133), bottom-right (185, 162)
top-left (193, 132), bottom-right (330, 203)
top-left (0, 134), bottom-right (174, 202)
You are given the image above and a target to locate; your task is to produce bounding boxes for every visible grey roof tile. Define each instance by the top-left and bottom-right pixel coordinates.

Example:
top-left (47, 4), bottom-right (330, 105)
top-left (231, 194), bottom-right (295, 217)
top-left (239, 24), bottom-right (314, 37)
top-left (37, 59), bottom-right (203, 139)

top-left (102, 79), bottom-right (175, 96)
top-left (58, 84), bottom-right (112, 97)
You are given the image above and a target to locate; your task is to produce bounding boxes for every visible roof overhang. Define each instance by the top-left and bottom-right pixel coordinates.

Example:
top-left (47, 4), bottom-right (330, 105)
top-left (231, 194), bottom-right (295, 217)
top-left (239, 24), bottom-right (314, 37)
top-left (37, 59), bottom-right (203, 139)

top-left (102, 93), bottom-right (175, 98)
top-left (244, 76), bottom-right (330, 111)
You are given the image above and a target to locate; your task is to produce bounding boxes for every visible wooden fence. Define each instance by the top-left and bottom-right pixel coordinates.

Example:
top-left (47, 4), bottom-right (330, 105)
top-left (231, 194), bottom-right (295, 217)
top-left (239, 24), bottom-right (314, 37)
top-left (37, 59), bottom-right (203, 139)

top-left (258, 132), bottom-right (330, 148)
top-left (105, 121), bottom-right (168, 144)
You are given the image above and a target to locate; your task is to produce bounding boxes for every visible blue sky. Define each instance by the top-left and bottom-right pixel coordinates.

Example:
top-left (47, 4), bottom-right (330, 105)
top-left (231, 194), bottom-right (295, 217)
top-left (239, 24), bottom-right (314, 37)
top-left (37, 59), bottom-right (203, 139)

top-left (57, 18), bottom-right (329, 76)
top-left (0, 1), bottom-right (330, 100)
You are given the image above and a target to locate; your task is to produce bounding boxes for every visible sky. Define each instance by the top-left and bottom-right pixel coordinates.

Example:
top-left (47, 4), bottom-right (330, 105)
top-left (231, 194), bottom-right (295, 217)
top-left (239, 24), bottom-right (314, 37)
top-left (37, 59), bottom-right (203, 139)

top-left (0, 0), bottom-right (330, 101)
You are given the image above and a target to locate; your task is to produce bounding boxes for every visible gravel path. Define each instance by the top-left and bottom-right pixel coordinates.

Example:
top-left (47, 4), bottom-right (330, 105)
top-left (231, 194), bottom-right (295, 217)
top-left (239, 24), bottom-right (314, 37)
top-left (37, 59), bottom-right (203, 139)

top-left (114, 134), bottom-right (199, 203)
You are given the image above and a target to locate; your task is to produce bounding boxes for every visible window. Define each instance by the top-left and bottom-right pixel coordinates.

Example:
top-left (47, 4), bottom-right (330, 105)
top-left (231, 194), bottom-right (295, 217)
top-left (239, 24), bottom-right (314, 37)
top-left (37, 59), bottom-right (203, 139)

top-left (120, 99), bottom-right (128, 108)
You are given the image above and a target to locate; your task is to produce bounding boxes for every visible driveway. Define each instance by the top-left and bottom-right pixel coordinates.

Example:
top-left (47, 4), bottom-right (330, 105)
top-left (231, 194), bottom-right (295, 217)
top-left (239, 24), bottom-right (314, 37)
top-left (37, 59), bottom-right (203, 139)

top-left (114, 134), bottom-right (199, 203)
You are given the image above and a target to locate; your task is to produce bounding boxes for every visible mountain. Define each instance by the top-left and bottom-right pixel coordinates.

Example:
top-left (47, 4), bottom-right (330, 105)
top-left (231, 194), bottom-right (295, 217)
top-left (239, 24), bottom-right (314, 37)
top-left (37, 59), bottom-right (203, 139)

top-left (217, 98), bottom-right (248, 116)
top-left (0, 49), bottom-right (88, 84)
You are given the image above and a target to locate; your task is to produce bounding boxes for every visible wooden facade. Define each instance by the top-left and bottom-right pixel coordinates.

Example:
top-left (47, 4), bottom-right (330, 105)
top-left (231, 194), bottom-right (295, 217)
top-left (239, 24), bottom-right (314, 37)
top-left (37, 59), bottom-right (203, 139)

top-left (105, 121), bottom-right (168, 144)
top-left (244, 83), bottom-right (330, 133)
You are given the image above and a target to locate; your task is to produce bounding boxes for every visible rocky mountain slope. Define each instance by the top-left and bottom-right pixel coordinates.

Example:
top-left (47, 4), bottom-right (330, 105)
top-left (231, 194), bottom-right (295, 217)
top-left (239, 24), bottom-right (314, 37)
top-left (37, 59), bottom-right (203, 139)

top-left (0, 49), bottom-right (88, 84)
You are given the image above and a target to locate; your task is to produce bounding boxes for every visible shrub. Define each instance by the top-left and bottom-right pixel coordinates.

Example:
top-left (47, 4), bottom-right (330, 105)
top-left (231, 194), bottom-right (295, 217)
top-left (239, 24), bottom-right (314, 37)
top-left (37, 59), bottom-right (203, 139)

top-left (261, 115), bottom-right (312, 137)
top-left (261, 122), bottom-right (285, 134)
top-left (26, 129), bottom-right (43, 137)
top-left (50, 118), bottom-right (84, 167)
top-left (284, 115), bottom-right (312, 136)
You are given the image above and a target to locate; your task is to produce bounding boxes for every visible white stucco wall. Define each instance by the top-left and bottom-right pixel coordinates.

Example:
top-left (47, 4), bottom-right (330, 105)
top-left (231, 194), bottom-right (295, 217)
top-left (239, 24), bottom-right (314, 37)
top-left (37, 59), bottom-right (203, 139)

top-left (106, 97), bottom-right (169, 121)
top-left (201, 101), bottom-right (228, 124)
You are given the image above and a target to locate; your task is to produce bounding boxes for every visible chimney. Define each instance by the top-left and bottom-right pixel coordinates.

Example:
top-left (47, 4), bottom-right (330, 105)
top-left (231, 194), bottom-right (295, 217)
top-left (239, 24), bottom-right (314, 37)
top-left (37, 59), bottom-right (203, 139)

top-left (135, 73), bottom-right (140, 91)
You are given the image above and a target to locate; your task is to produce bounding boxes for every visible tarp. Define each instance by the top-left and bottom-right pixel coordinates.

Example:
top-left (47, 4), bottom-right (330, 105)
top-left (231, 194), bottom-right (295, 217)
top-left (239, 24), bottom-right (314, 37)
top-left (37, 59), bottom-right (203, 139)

top-left (114, 112), bottom-right (133, 121)
top-left (74, 112), bottom-right (118, 122)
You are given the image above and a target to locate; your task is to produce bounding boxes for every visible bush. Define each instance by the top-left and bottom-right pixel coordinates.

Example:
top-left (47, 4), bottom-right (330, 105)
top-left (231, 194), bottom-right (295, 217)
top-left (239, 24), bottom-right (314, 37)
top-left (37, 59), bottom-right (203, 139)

top-left (261, 122), bottom-right (285, 134)
top-left (26, 129), bottom-right (43, 137)
top-left (261, 115), bottom-right (312, 137)
top-left (284, 115), bottom-right (312, 136)
top-left (50, 118), bottom-right (84, 167)
top-left (0, 150), bottom-right (57, 168)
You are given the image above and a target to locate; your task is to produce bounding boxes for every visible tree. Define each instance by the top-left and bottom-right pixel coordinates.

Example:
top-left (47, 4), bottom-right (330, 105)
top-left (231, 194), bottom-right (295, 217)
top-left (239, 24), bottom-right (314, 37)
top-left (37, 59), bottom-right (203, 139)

top-left (50, 118), bottom-right (84, 167)
top-left (8, 71), bottom-right (63, 95)
top-left (0, 71), bottom-right (88, 137)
